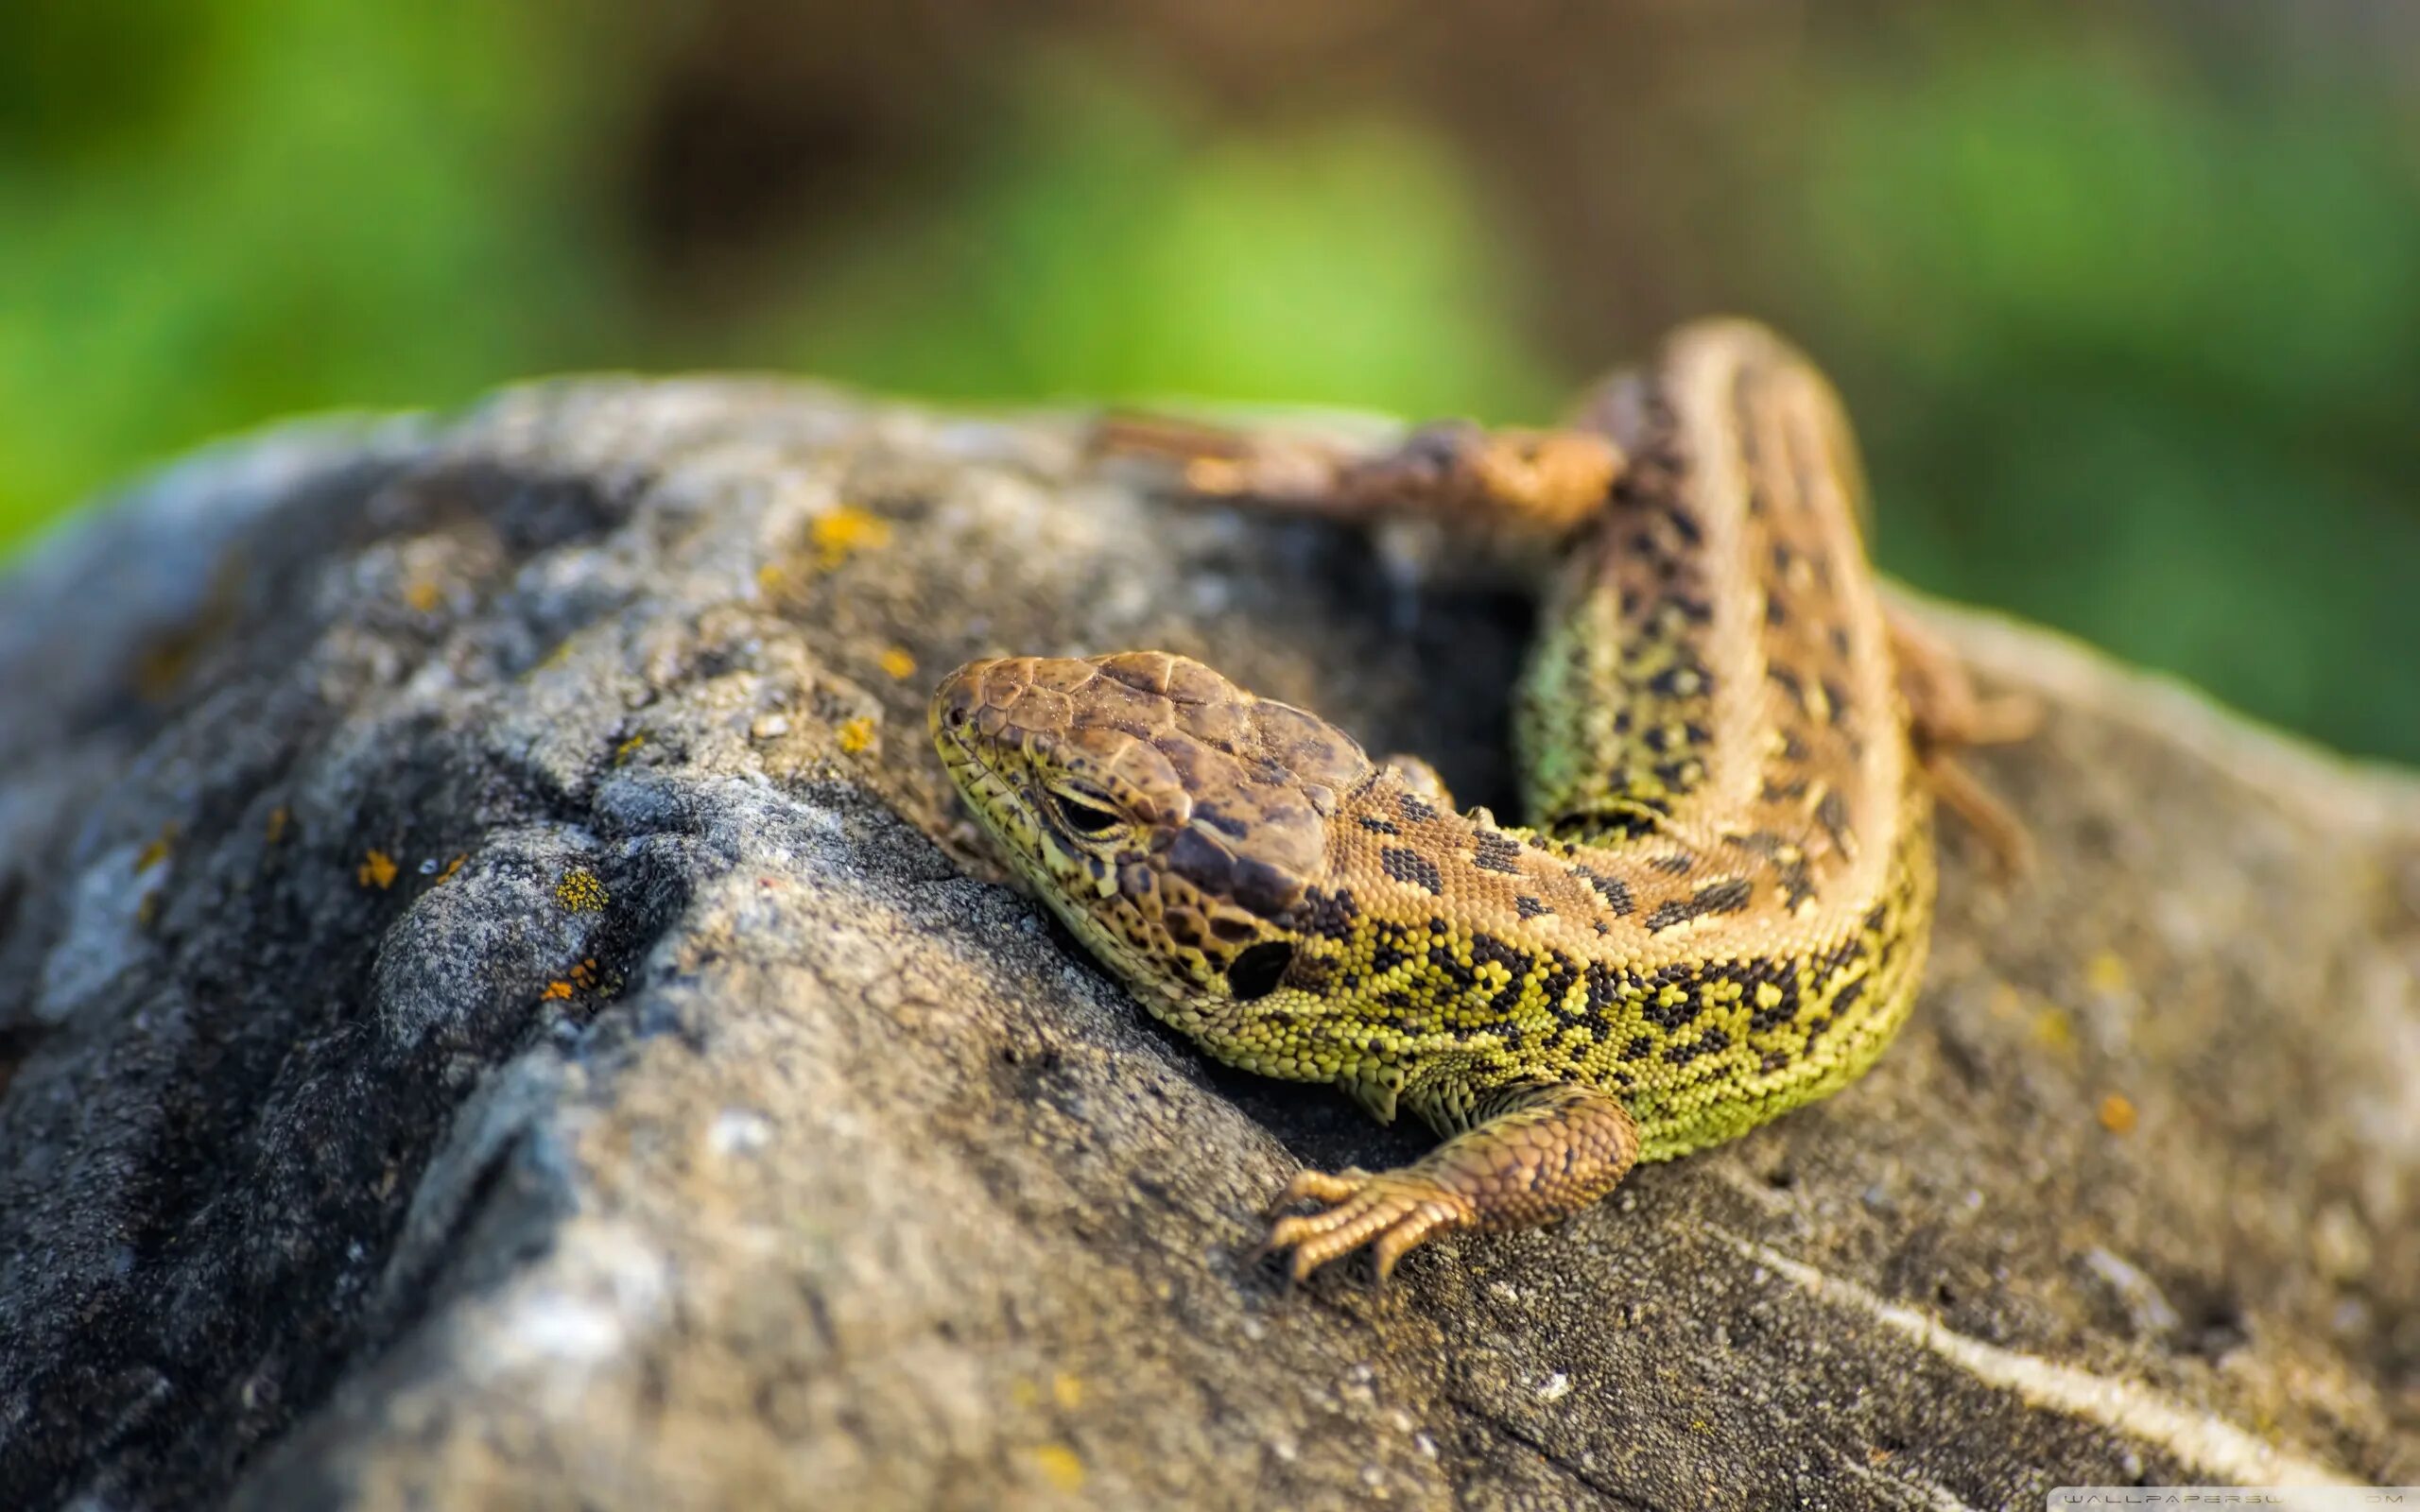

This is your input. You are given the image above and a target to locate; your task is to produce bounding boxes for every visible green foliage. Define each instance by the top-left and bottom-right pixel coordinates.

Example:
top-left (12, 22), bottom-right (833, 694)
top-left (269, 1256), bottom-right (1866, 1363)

top-left (0, 0), bottom-right (633, 546)
top-left (2, 8), bottom-right (2413, 762)
top-left (746, 71), bottom-right (1558, 420)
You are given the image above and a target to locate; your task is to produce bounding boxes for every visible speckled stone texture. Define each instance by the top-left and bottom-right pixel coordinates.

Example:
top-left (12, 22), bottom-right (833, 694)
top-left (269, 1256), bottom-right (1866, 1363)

top-left (0, 382), bottom-right (2411, 1511)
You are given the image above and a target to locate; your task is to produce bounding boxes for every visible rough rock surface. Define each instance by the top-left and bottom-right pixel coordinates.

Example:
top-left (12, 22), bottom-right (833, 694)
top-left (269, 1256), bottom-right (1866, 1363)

top-left (0, 381), bottom-right (2412, 1512)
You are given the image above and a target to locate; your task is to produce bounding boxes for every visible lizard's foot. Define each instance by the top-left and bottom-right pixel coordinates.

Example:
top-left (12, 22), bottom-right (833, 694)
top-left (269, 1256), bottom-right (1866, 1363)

top-left (1261, 1166), bottom-right (1480, 1287)
top-left (1259, 1082), bottom-right (1639, 1286)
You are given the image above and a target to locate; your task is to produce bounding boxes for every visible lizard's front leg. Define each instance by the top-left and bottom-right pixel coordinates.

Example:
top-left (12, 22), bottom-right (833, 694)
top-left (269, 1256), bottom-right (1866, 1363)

top-left (1262, 1082), bottom-right (1639, 1285)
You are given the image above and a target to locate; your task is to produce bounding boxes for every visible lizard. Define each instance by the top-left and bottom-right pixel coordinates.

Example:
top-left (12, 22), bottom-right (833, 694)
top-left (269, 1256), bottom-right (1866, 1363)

top-left (929, 318), bottom-right (2028, 1285)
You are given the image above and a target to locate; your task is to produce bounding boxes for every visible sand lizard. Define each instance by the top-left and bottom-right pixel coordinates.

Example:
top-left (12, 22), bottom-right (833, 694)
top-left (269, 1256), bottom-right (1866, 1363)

top-left (931, 319), bottom-right (2025, 1283)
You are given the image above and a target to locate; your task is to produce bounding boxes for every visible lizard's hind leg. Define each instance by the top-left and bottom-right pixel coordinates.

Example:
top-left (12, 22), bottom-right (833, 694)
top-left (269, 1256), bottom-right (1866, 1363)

top-left (1885, 602), bottom-right (2037, 873)
top-left (1093, 414), bottom-right (1626, 545)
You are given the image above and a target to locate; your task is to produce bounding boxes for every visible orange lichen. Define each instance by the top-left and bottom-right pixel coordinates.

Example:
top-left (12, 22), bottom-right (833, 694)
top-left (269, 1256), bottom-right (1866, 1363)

top-left (134, 824), bottom-right (180, 874)
top-left (542, 980), bottom-right (575, 1001)
top-left (265, 806), bottom-right (290, 846)
top-left (877, 645), bottom-right (918, 680)
top-left (403, 576), bottom-right (443, 613)
top-left (837, 715), bottom-right (876, 754)
top-left (357, 850), bottom-right (399, 890)
top-left (437, 853), bottom-right (467, 884)
top-left (555, 868), bottom-right (609, 912)
top-left (2098, 1092), bottom-right (2138, 1135)
top-left (569, 956), bottom-right (599, 989)
top-left (809, 506), bottom-right (892, 570)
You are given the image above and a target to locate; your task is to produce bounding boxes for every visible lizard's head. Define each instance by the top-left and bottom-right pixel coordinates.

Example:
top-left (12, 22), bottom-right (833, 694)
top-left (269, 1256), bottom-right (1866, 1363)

top-left (932, 651), bottom-right (1373, 1024)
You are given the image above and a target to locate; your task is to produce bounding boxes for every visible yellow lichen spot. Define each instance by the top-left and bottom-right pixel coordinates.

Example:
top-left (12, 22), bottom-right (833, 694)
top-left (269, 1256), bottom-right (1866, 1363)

top-left (136, 891), bottom-right (163, 929)
top-left (1051, 1372), bottom-right (1084, 1411)
top-left (2098, 1092), bottom-right (2137, 1135)
top-left (2030, 1005), bottom-right (2075, 1053)
top-left (809, 506), bottom-right (892, 570)
top-left (357, 850), bottom-right (399, 890)
top-left (542, 980), bottom-right (575, 1001)
top-left (755, 561), bottom-right (787, 595)
top-left (1029, 1443), bottom-right (1084, 1492)
top-left (838, 715), bottom-right (876, 754)
top-left (877, 644), bottom-right (918, 680)
top-left (403, 576), bottom-right (443, 614)
top-left (134, 824), bottom-right (179, 874)
top-left (614, 732), bottom-right (648, 765)
top-left (1008, 1378), bottom-right (1041, 1410)
top-left (556, 868), bottom-right (609, 913)
top-left (437, 853), bottom-right (467, 884)
top-left (265, 806), bottom-right (290, 846)
top-left (2084, 949), bottom-right (2131, 995)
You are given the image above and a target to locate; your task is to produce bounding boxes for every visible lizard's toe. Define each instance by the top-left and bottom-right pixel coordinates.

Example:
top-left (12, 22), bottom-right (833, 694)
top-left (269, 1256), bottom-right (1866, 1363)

top-left (1269, 1165), bottom-right (1372, 1209)
top-left (1260, 1169), bottom-right (1478, 1285)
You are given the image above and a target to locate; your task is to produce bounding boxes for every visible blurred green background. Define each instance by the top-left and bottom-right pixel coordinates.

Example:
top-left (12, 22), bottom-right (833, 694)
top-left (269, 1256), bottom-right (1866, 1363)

top-left (5, 1), bottom-right (2416, 762)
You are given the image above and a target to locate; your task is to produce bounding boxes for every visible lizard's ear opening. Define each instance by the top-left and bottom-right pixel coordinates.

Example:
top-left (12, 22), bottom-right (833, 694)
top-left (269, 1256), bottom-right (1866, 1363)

top-left (1226, 939), bottom-right (1295, 1001)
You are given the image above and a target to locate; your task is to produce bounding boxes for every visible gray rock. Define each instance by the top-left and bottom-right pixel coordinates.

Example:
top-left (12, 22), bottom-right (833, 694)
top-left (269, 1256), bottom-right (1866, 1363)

top-left (0, 380), bottom-right (2411, 1511)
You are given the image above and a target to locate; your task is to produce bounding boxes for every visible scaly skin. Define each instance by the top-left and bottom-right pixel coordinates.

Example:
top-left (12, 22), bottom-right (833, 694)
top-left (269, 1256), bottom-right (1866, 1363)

top-left (931, 320), bottom-right (2015, 1283)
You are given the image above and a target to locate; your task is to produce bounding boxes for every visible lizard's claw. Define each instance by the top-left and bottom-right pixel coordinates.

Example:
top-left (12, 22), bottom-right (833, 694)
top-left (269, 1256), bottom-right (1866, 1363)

top-left (1258, 1166), bottom-right (1479, 1287)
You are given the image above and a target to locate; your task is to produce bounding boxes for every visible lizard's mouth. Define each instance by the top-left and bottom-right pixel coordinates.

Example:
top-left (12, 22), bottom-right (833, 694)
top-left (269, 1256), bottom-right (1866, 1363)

top-left (932, 717), bottom-right (1034, 851)
top-left (929, 684), bottom-right (1102, 904)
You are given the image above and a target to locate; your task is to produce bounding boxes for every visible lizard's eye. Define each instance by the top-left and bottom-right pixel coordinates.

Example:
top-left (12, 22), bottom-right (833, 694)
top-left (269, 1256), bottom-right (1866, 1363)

top-left (1050, 789), bottom-right (1125, 836)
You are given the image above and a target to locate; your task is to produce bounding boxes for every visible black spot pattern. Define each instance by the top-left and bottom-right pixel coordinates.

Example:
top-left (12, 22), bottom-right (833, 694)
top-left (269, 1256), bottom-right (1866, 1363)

top-left (1473, 831), bottom-right (1525, 875)
top-left (1582, 962), bottom-right (1628, 1024)
top-left (1570, 865), bottom-right (1635, 917)
top-left (1368, 922), bottom-right (1414, 976)
top-left (1642, 963), bottom-right (1703, 1029)
top-left (1514, 895), bottom-right (1549, 919)
top-left (1816, 790), bottom-right (1852, 852)
top-left (1644, 877), bottom-right (1754, 932)
top-left (1748, 964), bottom-right (1803, 1031)
top-left (1666, 1026), bottom-right (1731, 1064)
top-left (1292, 887), bottom-right (1360, 942)
top-left (1358, 815), bottom-right (1400, 834)
top-left (1467, 933), bottom-right (1536, 1007)
top-left (1380, 846), bottom-right (1443, 895)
